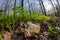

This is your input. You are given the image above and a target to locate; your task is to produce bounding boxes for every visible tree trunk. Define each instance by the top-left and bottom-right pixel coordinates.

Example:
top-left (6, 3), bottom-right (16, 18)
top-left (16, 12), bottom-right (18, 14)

top-left (14, 0), bottom-right (16, 15)
top-left (49, 0), bottom-right (57, 15)
top-left (4, 0), bottom-right (8, 14)
top-left (21, 0), bottom-right (24, 7)
top-left (38, 0), bottom-right (46, 15)
top-left (56, 0), bottom-right (60, 16)
top-left (7, 0), bottom-right (11, 15)
top-left (28, 0), bottom-right (31, 14)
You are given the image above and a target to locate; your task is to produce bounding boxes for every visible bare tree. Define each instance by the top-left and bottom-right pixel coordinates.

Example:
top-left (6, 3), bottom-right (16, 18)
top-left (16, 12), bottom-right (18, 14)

top-left (7, 0), bottom-right (11, 14)
top-left (20, 0), bottom-right (24, 14)
top-left (30, 3), bottom-right (35, 14)
top-left (21, 0), bottom-right (24, 7)
top-left (38, 0), bottom-right (46, 15)
top-left (32, 3), bottom-right (37, 14)
top-left (28, 0), bottom-right (31, 14)
top-left (14, 0), bottom-right (17, 15)
top-left (49, 0), bottom-right (57, 15)
top-left (56, 0), bottom-right (60, 16)
top-left (4, 0), bottom-right (9, 14)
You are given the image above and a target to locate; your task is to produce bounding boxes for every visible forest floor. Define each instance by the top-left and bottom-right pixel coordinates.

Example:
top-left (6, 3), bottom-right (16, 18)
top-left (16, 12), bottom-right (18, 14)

top-left (2, 17), bottom-right (60, 40)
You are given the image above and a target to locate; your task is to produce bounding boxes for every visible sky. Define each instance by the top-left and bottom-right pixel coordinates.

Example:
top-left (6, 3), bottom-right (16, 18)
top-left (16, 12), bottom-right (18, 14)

top-left (0, 0), bottom-right (60, 14)
top-left (24, 0), bottom-right (60, 14)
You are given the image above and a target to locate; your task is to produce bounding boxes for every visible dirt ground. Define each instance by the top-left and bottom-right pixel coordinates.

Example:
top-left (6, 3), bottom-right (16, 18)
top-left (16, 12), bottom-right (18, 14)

top-left (2, 31), bottom-right (11, 40)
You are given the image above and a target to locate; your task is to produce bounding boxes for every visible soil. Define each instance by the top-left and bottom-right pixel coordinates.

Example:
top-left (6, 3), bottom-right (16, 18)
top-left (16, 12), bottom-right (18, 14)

top-left (2, 31), bottom-right (11, 40)
top-left (2, 18), bottom-right (60, 40)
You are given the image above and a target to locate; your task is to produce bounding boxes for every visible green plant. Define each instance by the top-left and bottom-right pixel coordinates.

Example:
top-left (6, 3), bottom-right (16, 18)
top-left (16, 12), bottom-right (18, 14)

top-left (0, 32), bottom-right (2, 40)
top-left (0, 13), bottom-right (19, 31)
top-left (38, 15), bottom-right (51, 22)
top-left (48, 25), bottom-right (59, 36)
top-left (48, 26), bottom-right (53, 32)
top-left (0, 9), bottom-right (4, 16)
top-left (0, 27), bottom-right (2, 40)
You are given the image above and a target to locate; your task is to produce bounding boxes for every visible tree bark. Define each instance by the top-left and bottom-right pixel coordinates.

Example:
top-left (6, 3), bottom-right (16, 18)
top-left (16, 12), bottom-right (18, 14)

top-left (56, 0), bottom-right (60, 16)
top-left (38, 0), bottom-right (46, 15)
top-left (28, 0), bottom-right (31, 14)
top-left (14, 0), bottom-right (16, 15)
top-left (21, 0), bottom-right (24, 7)
top-left (49, 0), bottom-right (57, 15)
top-left (4, 0), bottom-right (8, 14)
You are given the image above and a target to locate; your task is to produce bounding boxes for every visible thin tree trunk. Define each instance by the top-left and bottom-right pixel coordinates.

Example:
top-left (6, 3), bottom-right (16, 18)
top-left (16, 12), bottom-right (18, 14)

top-left (38, 0), bottom-right (43, 14)
top-left (28, 0), bottom-right (31, 14)
top-left (49, 0), bottom-right (57, 15)
top-left (31, 3), bottom-right (34, 14)
top-left (14, 0), bottom-right (16, 15)
top-left (21, 0), bottom-right (24, 7)
top-left (38, 0), bottom-right (46, 15)
top-left (7, 0), bottom-right (11, 15)
top-left (20, 0), bottom-right (24, 14)
top-left (56, 0), bottom-right (60, 16)
top-left (4, 0), bottom-right (8, 14)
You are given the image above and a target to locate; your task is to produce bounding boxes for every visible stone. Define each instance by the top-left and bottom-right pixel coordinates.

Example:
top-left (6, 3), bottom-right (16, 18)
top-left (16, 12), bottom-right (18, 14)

top-left (26, 22), bottom-right (40, 34)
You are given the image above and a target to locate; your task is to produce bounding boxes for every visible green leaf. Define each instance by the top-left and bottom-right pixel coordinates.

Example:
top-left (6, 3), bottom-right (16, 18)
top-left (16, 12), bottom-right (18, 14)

top-left (48, 26), bottom-right (53, 32)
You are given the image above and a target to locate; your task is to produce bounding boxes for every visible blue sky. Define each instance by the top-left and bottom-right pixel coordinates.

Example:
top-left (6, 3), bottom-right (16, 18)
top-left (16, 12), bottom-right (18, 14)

top-left (0, 0), bottom-right (60, 14)
top-left (0, 0), bottom-right (60, 9)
